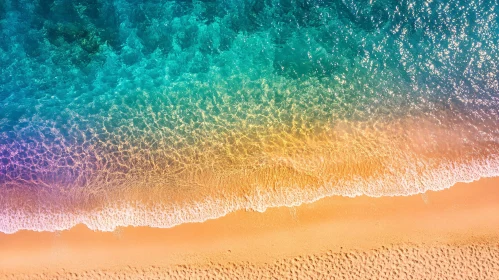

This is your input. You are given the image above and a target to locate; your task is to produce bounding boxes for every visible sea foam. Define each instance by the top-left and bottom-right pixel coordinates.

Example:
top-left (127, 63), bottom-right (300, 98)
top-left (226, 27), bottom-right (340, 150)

top-left (1, 0), bottom-right (499, 233)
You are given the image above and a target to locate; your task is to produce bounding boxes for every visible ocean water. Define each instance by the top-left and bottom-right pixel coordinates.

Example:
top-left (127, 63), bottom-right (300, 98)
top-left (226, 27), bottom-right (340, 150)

top-left (0, 0), bottom-right (498, 233)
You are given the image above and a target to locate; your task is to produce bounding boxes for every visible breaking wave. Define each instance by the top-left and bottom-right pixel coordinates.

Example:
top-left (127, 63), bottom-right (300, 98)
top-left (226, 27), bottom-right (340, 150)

top-left (0, 0), bottom-right (498, 233)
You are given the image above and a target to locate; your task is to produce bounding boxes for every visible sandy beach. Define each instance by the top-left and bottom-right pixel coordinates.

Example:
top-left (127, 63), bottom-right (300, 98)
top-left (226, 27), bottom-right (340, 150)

top-left (1, 0), bottom-right (498, 278)
top-left (1, 177), bottom-right (498, 279)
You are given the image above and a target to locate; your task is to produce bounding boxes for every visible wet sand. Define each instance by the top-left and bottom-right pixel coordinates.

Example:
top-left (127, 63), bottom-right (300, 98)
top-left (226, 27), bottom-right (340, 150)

top-left (1, 177), bottom-right (498, 279)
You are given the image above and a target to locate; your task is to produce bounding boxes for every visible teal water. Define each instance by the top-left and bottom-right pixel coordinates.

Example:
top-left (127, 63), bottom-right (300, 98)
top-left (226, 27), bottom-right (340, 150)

top-left (0, 0), bottom-right (498, 233)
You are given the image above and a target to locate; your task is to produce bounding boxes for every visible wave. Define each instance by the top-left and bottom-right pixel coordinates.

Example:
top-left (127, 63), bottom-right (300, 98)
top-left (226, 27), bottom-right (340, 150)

top-left (1, 114), bottom-right (498, 233)
top-left (1, 0), bottom-right (499, 233)
top-left (1, 157), bottom-right (498, 234)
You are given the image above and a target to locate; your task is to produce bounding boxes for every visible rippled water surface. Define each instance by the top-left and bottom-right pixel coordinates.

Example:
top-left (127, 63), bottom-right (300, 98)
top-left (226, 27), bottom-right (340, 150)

top-left (1, 0), bottom-right (498, 233)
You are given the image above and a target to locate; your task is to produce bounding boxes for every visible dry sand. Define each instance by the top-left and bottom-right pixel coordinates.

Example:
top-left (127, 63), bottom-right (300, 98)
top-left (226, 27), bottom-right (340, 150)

top-left (1, 177), bottom-right (498, 279)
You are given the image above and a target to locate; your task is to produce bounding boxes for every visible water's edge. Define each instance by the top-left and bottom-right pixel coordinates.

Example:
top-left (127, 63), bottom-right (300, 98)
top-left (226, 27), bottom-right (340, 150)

top-left (2, 160), bottom-right (497, 234)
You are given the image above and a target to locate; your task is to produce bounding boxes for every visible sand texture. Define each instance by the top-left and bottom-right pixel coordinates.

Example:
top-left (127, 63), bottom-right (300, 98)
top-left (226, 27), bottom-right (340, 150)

top-left (3, 244), bottom-right (499, 280)
top-left (1, 177), bottom-right (499, 279)
top-left (1, 244), bottom-right (499, 279)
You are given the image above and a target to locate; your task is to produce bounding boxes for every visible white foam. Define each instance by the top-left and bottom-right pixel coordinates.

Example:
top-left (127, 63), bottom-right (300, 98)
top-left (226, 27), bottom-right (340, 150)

top-left (1, 157), bottom-right (498, 234)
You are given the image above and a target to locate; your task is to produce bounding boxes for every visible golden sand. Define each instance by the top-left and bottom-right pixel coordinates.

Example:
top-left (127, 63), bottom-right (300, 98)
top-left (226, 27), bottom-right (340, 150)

top-left (1, 177), bottom-right (498, 279)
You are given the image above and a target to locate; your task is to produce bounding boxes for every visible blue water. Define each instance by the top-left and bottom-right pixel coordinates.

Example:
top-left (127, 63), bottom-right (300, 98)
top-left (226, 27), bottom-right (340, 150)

top-left (0, 0), bottom-right (498, 233)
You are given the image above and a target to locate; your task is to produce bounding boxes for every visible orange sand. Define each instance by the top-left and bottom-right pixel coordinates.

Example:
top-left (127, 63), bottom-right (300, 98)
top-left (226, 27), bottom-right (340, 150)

top-left (1, 177), bottom-right (498, 279)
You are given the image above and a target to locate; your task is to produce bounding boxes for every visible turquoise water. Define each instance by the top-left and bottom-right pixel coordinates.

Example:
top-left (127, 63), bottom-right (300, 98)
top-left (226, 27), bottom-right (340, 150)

top-left (0, 0), bottom-right (498, 233)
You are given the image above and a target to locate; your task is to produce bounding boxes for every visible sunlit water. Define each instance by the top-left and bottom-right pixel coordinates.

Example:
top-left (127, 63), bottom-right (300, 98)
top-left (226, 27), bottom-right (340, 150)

top-left (0, 0), bottom-right (498, 233)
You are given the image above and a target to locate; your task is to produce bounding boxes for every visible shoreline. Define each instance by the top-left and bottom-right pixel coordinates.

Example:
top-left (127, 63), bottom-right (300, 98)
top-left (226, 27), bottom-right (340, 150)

top-left (1, 177), bottom-right (499, 278)
top-left (2, 160), bottom-right (498, 234)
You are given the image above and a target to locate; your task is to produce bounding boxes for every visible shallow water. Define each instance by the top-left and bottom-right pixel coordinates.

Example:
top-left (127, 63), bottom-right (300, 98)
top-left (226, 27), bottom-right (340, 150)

top-left (0, 0), bottom-right (498, 233)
